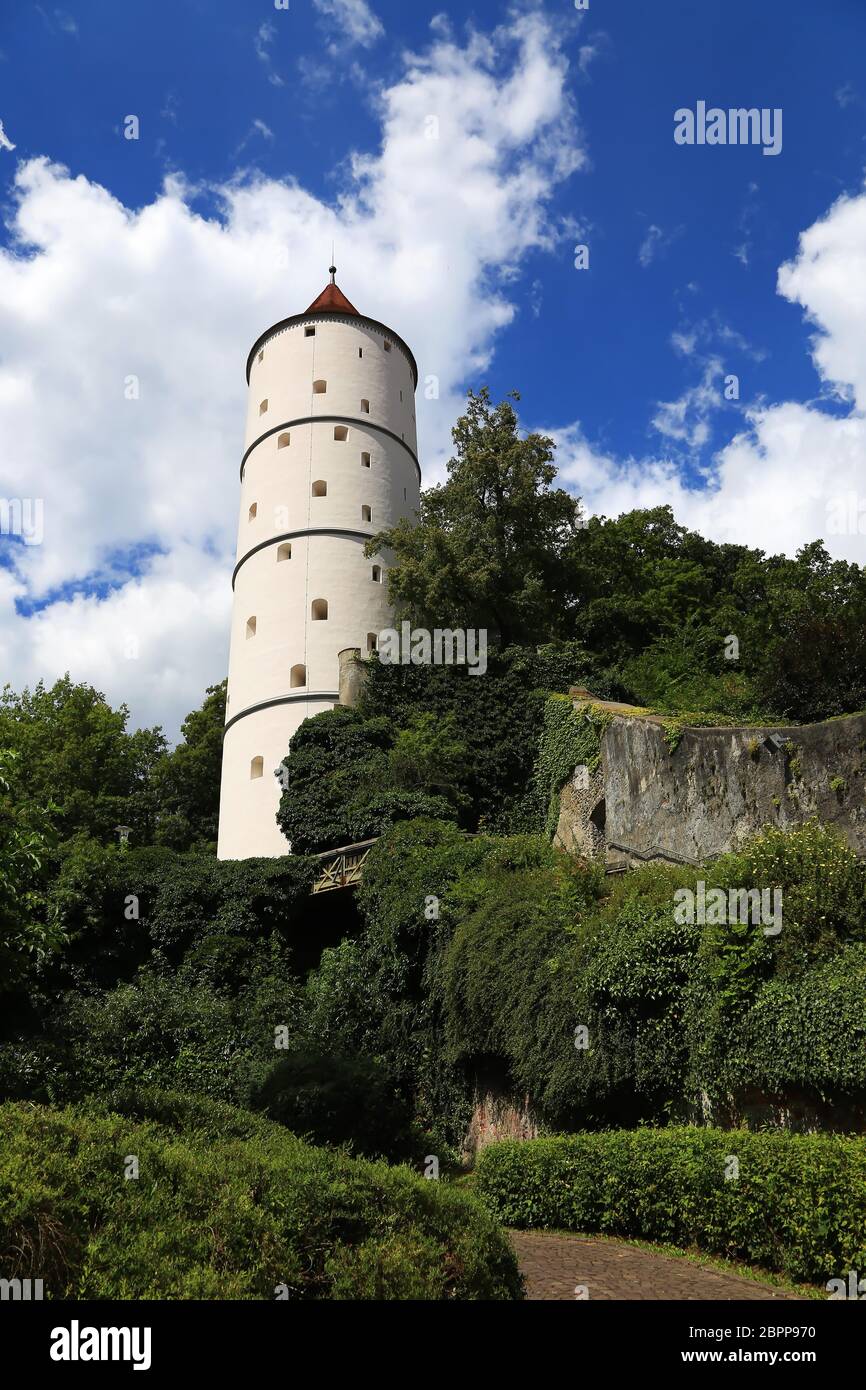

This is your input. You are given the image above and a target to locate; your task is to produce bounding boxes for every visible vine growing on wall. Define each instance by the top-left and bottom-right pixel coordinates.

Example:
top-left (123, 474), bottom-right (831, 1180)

top-left (533, 696), bottom-right (613, 838)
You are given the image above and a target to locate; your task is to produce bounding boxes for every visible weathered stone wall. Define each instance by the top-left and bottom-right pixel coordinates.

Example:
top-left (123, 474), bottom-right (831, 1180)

top-left (461, 1086), bottom-right (540, 1160)
top-left (553, 762), bottom-right (606, 860)
top-left (601, 714), bottom-right (866, 867)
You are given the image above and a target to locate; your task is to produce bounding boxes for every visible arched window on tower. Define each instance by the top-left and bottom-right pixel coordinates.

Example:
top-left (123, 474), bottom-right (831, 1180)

top-left (290, 664), bottom-right (306, 688)
top-left (277, 432), bottom-right (291, 449)
top-left (312, 480), bottom-right (327, 497)
top-left (250, 756), bottom-right (264, 780)
top-left (311, 598), bottom-right (328, 621)
top-left (277, 543), bottom-right (292, 562)
top-left (246, 616), bottom-right (257, 640)
top-left (248, 503), bottom-right (257, 522)
top-left (361, 452), bottom-right (371, 468)
top-left (334, 426), bottom-right (348, 441)
top-left (371, 565), bottom-right (382, 583)
top-left (361, 505), bottom-right (372, 522)
top-left (313, 380), bottom-right (327, 394)
top-left (367, 632), bottom-right (378, 652)
top-left (259, 399), bottom-right (268, 415)
top-left (360, 399), bottom-right (370, 414)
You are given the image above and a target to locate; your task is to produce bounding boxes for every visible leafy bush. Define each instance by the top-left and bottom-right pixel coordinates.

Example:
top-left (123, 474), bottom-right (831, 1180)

top-left (698, 946), bottom-right (866, 1102)
top-left (442, 837), bottom-right (603, 1111)
top-left (476, 1127), bottom-right (866, 1283)
top-left (0, 965), bottom-right (304, 1107)
top-left (276, 707), bottom-right (455, 853)
top-left (0, 1099), bottom-right (523, 1299)
top-left (248, 1048), bottom-right (416, 1160)
top-left (0, 748), bottom-right (62, 992)
top-left (342, 818), bottom-right (490, 1138)
top-left (358, 642), bottom-right (621, 835)
top-left (41, 842), bottom-right (316, 992)
top-left (704, 822), bottom-right (866, 989)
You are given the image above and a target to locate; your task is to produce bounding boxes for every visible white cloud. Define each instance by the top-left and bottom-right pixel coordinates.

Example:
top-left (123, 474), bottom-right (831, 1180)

top-left (35, 6), bottom-right (78, 37)
top-left (651, 357), bottom-right (725, 449)
top-left (554, 183), bottom-right (866, 567)
top-left (313, 0), bottom-right (384, 51)
top-left (835, 82), bottom-right (858, 109)
top-left (234, 118), bottom-right (274, 156)
top-left (638, 224), bottom-right (664, 267)
top-left (637, 221), bottom-right (681, 268)
top-left (0, 11), bottom-right (584, 738)
top-left (254, 22), bottom-right (285, 88)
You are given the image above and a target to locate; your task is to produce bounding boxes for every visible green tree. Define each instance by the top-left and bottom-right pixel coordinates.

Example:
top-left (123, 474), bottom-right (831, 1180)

top-left (0, 750), bottom-right (63, 990)
top-left (367, 388), bottom-right (583, 644)
top-left (153, 681), bottom-right (226, 850)
top-left (0, 676), bottom-right (167, 845)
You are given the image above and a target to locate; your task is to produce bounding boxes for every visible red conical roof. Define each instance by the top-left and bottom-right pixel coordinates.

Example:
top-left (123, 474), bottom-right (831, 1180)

top-left (305, 272), bottom-right (360, 317)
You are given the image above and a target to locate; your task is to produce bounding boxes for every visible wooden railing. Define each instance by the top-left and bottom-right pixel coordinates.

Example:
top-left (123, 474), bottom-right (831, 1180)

top-left (311, 838), bottom-right (379, 894)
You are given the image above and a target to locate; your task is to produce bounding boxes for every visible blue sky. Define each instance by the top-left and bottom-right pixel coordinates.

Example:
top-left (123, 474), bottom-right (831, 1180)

top-left (1, 0), bottom-right (865, 734)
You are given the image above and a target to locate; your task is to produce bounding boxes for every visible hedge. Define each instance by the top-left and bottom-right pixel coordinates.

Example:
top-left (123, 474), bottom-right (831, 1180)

top-left (475, 1127), bottom-right (866, 1283)
top-left (0, 1097), bottom-right (523, 1300)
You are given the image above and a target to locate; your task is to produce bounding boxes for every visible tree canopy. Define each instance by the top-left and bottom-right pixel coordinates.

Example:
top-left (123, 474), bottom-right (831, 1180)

top-left (367, 388), bottom-right (583, 645)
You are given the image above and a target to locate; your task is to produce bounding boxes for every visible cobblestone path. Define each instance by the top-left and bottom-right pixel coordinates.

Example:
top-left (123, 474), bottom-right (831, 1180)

top-left (509, 1231), bottom-right (806, 1301)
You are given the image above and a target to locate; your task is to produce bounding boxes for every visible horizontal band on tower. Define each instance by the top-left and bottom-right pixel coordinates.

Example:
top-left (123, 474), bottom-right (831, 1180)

top-left (224, 690), bottom-right (341, 736)
top-left (240, 416), bottom-right (421, 484)
top-left (232, 528), bottom-right (376, 588)
top-left (246, 311), bottom-right (419, 388)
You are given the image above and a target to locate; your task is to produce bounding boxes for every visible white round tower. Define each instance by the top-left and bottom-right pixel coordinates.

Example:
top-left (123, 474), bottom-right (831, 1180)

top-left (217, 270), bottom-right (420, 859)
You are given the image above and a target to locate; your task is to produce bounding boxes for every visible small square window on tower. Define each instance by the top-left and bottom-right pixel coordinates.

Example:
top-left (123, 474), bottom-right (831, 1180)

top-left (360, 399), bottom-right (370, 414)
top-left (361, 452), bottom-right (371, 468)
top-left (259, 399), bottom-right (268, 415)
top-left (361, 505), bottom-right (372, 522)
top-left (384, 341), bottom-right (392, 353)
top-left (305, 326), bottom-right (316, 337)
top-left (334, 426), bottom-right (348, 441)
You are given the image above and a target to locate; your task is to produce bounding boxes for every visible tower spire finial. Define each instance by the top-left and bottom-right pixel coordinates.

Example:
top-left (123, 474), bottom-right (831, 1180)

top-left (330, 242), bottom-right (336, 283)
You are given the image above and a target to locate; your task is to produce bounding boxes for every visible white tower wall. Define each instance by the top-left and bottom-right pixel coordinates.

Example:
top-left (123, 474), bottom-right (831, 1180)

top-left (217, 291), bottom-right (420, 860)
